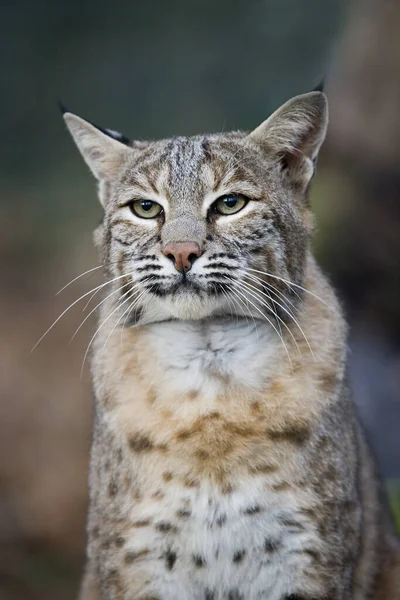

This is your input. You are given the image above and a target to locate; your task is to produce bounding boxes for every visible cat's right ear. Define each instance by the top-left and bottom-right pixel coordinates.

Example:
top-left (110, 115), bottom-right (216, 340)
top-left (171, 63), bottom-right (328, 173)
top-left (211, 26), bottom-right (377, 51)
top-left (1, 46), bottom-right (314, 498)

top-left (248, 92), bottom-right (328, 191)
top-left (63, 111), bottom-right (130, 185)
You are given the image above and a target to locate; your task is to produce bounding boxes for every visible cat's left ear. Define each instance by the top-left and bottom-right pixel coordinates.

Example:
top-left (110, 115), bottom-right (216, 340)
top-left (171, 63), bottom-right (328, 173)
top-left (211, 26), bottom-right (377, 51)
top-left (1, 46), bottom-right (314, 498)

top-left (63, 110), bottom-right (131, 183)
top-left (248, 91), bottom-right (328, 189)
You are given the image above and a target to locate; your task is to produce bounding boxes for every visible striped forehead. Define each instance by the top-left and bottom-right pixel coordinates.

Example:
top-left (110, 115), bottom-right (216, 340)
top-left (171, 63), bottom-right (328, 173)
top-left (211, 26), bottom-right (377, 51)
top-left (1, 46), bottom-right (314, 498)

top-left (121, 132), bottom-right (258, 213)
top-left (162, 134), bottom-right (262, 196)
top-left (164, 136), bottom-right (211, 208)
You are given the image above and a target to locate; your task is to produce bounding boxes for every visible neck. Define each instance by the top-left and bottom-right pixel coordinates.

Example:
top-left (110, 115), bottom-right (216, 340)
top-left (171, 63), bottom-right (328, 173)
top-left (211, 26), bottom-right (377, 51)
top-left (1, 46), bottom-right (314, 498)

top-left (92, 254), bottom-right (346, 424)
top-left (140, 317), bottom-right (282, 394)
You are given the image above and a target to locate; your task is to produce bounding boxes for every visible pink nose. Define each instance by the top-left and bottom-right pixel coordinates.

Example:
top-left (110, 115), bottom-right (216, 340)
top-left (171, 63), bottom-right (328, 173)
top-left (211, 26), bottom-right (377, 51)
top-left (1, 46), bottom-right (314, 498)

top-left (162, 242), bottom-right (202, 273)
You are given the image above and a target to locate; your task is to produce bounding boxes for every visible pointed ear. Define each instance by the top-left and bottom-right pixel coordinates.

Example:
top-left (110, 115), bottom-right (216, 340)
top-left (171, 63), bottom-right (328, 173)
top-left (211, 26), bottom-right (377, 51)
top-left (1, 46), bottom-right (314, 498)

top-left (248, 92), bottom-right (328, 188)
top-left (63, 112), bottom-right (130, 182)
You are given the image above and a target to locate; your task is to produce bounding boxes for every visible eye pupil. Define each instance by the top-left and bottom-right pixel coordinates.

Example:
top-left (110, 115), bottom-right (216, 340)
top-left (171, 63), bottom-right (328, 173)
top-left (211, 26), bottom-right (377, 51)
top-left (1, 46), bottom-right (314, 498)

top-left (224, 195), bottom-right (238, 208)
top-left (130, 199), bottom-right (162, 219)
top-left (212, 193), bottom-right (248, 216)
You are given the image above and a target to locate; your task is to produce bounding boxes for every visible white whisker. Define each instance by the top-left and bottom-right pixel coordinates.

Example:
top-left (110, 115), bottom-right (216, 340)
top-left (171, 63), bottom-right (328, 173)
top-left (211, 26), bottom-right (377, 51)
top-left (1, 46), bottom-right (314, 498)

top-left (239, 276), bottom-right (314, 358)
top-left (246, 268), bottom-right (332, 309)
top-left (242, 271), bottom-right (299, 315)
top-left (80, 285), bottom-right (142, 376)
top-left (70, 282), bottom-right (136, 342)
top-left (226, 282), bottom-right (292, 367)
top-left (244, 274), bottom-right (287, 340)
top-left (221, 287), bottom-right (237, 324)
top-left (122, 291), bottom-right (146, 329)
top-left (120, 290), bottom-right (150, 347)
top-left (233, 279), bottom-right (300, 356)
top-left (99, 290), bottom-right (147, 359)
top-left (56, 265), bottom-right (103, 295)
top-left (223, 284), bottom-right (250, 327)
top-left (231, 283), bottom-right (260, 341)
top-left (82, 287), bottom-right (103, 312)
top-left (32, 271), bottom-right (135, 351)
top-left (227, 288), bottom-right (254, 332)
top-left (248, 270), bottom-right (303, 303)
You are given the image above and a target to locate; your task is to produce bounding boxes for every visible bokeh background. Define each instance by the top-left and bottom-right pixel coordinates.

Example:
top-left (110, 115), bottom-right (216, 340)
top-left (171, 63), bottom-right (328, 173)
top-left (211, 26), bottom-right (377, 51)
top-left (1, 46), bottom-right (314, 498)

top-left (1, 0), bottom-right (400, 598)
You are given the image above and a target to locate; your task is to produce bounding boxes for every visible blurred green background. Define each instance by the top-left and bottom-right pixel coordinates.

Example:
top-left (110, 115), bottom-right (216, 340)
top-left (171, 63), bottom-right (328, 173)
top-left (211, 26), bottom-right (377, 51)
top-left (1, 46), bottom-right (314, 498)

top-left (1, 0), bottom-right (399, 598)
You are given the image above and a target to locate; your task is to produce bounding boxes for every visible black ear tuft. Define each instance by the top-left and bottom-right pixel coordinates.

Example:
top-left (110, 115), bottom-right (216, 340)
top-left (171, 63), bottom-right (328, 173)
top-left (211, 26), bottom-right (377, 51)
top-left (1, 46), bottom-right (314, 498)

top-left (58, 100), bottom-right (132, 146)
top-left (91, 122), bottom-right (132, 146)
top-left (313, 79), bottom-right (325, 93)
top-left (58, 100), bottom-right (69, 115)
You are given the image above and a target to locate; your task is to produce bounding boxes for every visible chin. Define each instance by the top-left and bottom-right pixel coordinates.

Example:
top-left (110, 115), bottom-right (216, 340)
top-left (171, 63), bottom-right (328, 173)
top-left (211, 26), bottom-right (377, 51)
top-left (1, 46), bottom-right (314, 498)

top-left (161, 291), bottom-right (226, 321)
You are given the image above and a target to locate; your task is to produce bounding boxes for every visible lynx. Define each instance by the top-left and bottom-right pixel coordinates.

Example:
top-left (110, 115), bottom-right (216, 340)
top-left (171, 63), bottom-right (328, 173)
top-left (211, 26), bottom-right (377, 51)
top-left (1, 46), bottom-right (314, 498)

top-left (63, 92), bottom-right (400, 599)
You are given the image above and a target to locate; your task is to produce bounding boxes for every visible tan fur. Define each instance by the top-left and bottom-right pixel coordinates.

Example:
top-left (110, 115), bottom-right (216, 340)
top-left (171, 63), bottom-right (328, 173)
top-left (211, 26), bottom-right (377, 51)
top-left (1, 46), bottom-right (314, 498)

top-left (63, 93), bottom-right (400, 600)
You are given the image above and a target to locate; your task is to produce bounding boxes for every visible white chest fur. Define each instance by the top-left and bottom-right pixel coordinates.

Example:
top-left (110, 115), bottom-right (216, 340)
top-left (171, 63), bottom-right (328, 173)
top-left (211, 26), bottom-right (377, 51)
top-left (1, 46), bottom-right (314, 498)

top-left (143, 318), bottom-right (283, 399)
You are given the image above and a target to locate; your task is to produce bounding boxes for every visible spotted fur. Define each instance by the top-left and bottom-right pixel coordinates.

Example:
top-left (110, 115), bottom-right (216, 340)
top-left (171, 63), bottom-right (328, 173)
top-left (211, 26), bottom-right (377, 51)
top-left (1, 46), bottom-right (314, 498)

top-left (63, 92), bottom-right (400, 600)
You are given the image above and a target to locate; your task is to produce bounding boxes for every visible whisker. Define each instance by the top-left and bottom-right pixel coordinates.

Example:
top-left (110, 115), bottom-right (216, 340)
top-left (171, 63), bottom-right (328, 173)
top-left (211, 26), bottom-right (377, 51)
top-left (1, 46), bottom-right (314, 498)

top-left (227, 283), bottom-right (293, 367)
top-left (241, 273), bottom-right (289, 334)
top-left (32, 271), bottom-right (135, 351)
top-left (221, 287), bottom-right (236, 323)
top-left (233, 279), bottom-right (300, 356)
top-left (246, 268), bottom-right (302, 302)
top-left (223, 284), bottom-right (250, 327)
top-left (227, 287), bottom-right (254, 331)
top-left (56, 265), bottom-right (103, 295)
top-left (82, 287), bottom-right (103, 312)
top-left (55, 257), bottom-right (136, 295)
top-left (119, 294), bottom-right (139, 348)
top-left (239, 277), bottom-right (314, 358)
top-left (215, 281), bottom-right (253, 332)
top-left (229, 282), bottom-right (260, 340)
top-left (80, 285), bottom-right (141, 375)
top-left (240, 278), bottom-right (296, 329)
top-left (122, 290), bottom-right (147, 331)
top-left (70, 282), bottom-right (136, 342)
top-left (99, 290), bottom-right (147, 359)
top-left (242, 271), bottom-right (299, 315)
top-left (119, 290), bottom-right (150, 347)
top-left (246, 268), bottom-right (332, 309)
top-left (232, 286), bottom-right (265, 341)
top-left (261, 283), bottom-right (284, 346)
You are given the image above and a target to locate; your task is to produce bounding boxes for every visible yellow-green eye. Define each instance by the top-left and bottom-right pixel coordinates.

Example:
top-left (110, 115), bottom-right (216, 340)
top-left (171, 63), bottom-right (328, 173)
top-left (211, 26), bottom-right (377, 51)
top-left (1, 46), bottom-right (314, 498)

top-left (213, 193), bottom-right (248, 215)
top-left (130, 200), bottom-right (163, 219)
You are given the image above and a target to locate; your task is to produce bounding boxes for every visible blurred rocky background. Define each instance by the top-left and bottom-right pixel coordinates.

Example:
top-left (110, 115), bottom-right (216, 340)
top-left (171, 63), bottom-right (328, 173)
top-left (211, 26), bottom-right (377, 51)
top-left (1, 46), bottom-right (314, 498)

top-left (0, 0), bottom-right (399, 598)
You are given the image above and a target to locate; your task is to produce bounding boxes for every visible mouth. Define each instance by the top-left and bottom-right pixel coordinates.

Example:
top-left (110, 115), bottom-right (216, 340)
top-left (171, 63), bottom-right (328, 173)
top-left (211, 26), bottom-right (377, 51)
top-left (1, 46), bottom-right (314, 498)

top-left (132, 269), bottom-right (234, 322)
top-left (142, 270), bottom-right (230, 299)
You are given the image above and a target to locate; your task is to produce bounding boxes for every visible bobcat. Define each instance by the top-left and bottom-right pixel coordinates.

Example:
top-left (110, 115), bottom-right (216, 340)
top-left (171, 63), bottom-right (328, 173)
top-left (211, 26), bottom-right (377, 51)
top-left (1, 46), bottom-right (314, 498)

top-left (63, 91), bottom-right (400, 600)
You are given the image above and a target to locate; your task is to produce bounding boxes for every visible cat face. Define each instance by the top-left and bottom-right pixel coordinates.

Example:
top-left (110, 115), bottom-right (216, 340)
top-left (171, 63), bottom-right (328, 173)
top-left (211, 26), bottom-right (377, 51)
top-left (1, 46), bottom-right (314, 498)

top-left (64, 92), bottom-right (327, 323)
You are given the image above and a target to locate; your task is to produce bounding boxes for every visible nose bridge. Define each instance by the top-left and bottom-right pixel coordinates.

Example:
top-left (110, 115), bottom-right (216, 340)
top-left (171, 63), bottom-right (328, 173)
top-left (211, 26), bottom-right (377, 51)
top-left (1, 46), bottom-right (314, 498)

top-left (161, 216), bottom-right (206, 249)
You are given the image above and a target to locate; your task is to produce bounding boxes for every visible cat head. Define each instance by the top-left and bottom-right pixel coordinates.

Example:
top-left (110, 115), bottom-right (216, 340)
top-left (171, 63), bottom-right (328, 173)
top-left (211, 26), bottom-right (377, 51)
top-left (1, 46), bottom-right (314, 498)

top-left (63, 92), bottom-right (328, 324)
